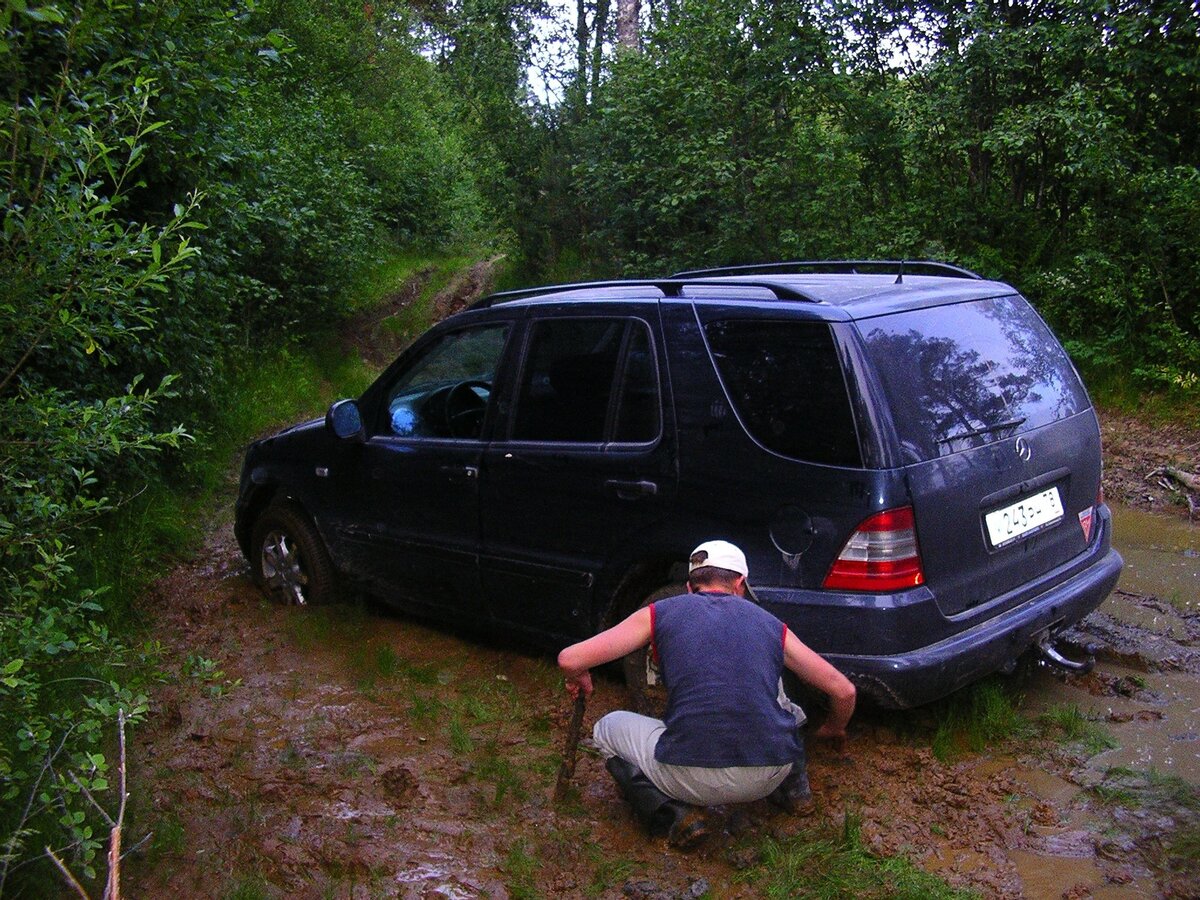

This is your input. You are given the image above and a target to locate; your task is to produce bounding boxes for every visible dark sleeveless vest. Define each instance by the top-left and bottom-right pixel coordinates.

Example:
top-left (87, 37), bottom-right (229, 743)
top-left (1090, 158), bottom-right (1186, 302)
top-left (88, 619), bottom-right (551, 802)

top-left (650, 592), bottom-right (804, 767)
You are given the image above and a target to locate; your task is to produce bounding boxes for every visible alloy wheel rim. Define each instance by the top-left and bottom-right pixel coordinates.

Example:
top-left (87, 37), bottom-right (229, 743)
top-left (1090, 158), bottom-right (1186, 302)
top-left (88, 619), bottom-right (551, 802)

top-left (261, 528), bottom-right (309, 605)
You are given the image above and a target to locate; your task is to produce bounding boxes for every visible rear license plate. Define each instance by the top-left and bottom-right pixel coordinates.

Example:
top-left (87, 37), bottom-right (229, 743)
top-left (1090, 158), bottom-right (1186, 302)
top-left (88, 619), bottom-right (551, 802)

top-left (985, 487), bottom-right (1064, 548)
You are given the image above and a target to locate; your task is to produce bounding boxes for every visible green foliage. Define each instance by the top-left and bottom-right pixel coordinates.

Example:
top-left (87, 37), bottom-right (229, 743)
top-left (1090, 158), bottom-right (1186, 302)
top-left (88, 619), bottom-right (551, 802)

top-left (0, 0), bottom-right (493, 884)
top-left (0, 7), bottom-right (197, 887)
top-left (533, 0), bottom-right (1200, 396)
top-left (569, 0), bottom-right (868, 274)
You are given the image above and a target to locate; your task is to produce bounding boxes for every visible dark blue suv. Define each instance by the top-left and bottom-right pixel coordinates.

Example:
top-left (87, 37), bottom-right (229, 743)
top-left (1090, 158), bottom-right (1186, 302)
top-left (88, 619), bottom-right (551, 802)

top-left (234, 261), bottom-right (1123, 708)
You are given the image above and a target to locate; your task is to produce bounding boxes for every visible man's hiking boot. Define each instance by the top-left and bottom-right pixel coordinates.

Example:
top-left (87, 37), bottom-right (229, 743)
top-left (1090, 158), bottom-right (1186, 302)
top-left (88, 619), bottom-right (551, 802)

top-left (605, 756), bottom-right (711, 849)
top-left (666, 804), bottom-right (711, 851)
top-left (767, 765), bottom-right (814, 815)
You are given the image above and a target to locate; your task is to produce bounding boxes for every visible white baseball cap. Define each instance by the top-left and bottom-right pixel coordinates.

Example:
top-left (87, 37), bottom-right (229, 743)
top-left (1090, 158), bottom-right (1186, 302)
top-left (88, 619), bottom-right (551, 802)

top-left (688, 540), bottom-right (749, 578)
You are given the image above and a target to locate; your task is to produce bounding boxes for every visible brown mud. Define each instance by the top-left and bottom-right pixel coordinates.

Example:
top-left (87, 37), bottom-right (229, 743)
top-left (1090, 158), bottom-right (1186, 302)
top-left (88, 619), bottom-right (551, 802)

top-left (125, 533), bottom-right (1200, 899)
top-left (126, 273), bottom-right (1200, 898)
top-left (1098, 412), bottom-right (1199, 525)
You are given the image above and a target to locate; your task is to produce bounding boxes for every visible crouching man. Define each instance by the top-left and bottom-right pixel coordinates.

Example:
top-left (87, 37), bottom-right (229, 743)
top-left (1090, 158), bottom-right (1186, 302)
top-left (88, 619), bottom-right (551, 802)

top-left (558, 540), bottom-right (856, 848)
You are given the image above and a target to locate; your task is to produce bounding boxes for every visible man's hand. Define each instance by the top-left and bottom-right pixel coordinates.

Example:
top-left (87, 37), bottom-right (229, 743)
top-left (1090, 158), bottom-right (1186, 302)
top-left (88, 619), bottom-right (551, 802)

top-left (565, 670), bottom-right (593, 700)
top-left (813, 720), bottom-right (844, 739)
top-left (813, 721), bottom-right (849, 760)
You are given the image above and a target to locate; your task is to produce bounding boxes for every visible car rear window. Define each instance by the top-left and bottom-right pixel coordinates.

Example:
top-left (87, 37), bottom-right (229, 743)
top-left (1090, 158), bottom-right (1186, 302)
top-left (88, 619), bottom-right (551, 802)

top-left (859, 294), bottom-right (1090, 462)
top-left (704, 319), bottom-right (863, 467)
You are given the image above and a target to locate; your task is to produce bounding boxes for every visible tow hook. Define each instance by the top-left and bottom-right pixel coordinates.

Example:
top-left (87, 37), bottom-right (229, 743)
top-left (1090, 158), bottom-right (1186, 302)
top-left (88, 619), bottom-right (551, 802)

top-left (1034, 634), bottom-right (1096, 674)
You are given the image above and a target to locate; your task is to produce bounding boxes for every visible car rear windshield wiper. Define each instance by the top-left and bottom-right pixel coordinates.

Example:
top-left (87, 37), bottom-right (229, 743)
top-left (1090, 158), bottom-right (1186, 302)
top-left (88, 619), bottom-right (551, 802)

top-left (937, 417), bottom-right (1027, 445)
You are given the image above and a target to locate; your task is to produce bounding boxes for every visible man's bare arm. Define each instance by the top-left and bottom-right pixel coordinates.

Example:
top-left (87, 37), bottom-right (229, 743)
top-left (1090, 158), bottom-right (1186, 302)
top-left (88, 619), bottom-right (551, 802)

top-left (558, 607), bottom-right (653, 697)
top-left (782, 629), bottom-right (856, 738)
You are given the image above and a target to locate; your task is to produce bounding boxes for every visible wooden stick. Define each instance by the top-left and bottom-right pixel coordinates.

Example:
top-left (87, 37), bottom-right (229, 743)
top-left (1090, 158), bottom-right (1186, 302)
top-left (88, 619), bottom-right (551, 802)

top-left (1147, 466), bottom-right (1200, 492)
top-left (45, 847), bottom-right (90, 900)
top-left (553, 693), bottom-right (587, 802)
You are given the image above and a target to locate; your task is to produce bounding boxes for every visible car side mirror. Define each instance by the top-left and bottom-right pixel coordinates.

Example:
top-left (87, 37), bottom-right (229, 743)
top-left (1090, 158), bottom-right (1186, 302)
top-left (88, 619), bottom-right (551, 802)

top-left (326, 399), bottom-right (365, 442)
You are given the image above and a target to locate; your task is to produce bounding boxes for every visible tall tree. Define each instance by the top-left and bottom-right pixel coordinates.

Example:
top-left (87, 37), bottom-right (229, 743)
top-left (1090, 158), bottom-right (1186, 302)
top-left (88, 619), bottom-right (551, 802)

top-left (617, 0), bottom-right (640, 49)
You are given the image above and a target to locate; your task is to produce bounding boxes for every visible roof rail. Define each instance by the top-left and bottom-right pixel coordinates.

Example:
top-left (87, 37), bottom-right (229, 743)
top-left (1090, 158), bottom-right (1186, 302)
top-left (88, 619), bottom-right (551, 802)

top-left (469, 278), bottom-right (819, 310)
top-left (670, 260), bottom-right (984, 280)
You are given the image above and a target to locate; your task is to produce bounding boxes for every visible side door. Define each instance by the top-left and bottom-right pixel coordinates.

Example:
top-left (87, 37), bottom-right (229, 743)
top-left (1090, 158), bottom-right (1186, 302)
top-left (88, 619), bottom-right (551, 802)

top-left (333, 322), bottom-right (513, 621)
top-left (479, 307), bottom-right (676, 640)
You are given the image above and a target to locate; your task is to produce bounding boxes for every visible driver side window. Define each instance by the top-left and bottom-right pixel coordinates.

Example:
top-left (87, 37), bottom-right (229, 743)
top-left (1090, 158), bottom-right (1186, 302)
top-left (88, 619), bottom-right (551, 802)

top-left (383, 325), bottom-right (508, 440)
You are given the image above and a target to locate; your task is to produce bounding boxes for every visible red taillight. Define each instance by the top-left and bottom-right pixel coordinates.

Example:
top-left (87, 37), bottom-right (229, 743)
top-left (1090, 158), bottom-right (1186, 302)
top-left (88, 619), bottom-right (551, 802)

top-left (823, 506), bottom-right (925, 592)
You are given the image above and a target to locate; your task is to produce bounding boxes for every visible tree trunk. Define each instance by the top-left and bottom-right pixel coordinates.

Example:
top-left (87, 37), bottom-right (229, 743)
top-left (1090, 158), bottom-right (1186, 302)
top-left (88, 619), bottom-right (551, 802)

top-left (591, 0), bottom-right (611, 99)
top-left (617, 0), bottom-right (640, 52)
top-left (576, 0), bottom-right (589, 86)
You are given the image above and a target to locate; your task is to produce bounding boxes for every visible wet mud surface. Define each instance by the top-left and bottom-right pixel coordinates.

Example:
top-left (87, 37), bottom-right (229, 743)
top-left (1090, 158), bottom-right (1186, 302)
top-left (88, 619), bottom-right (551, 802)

top-left (127, 277), bottom-right (1199, 897)
top-left (125, 501), bottom-right (1199, 899)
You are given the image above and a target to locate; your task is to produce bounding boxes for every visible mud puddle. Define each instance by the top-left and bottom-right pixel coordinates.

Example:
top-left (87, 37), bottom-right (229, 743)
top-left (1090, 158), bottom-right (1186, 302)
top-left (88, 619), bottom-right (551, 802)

top-left (125, 503), bottom-right (1200, 898)
top-left (1037, 505), bottom-right (1200, 897)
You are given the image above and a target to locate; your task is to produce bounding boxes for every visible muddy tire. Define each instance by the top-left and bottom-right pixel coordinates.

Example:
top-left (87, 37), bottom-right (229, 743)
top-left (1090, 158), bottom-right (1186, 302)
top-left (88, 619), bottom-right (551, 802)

top-left (250, 501), bottom-right (339, 606)
top-left (620, 583), bottom-right (685, 717)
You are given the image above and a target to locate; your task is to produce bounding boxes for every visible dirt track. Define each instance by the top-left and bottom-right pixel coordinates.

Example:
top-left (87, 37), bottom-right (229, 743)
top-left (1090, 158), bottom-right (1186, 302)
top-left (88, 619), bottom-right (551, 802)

top-left (126, 273), bottom-right (1200, 898)
top-left (126, 500), bottom-right (1199, 898)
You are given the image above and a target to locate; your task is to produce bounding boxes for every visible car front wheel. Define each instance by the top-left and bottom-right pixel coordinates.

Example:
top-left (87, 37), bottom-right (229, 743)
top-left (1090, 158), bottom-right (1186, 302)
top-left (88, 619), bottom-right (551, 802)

top-left (251, 501), bottom-right (338, 606)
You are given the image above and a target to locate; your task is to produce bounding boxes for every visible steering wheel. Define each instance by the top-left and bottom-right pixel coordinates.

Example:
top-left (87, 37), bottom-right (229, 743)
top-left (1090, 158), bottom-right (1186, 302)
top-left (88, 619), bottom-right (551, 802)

top-left (443, 380), bottom-right (490, 438)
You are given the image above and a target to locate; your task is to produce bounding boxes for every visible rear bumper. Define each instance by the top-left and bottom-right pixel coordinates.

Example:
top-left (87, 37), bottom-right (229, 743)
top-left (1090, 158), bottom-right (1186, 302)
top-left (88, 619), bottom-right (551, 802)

top-left (828, 545), bottom-right (1122, 708)
top-left (761, 506), bottom-right (1124, 709)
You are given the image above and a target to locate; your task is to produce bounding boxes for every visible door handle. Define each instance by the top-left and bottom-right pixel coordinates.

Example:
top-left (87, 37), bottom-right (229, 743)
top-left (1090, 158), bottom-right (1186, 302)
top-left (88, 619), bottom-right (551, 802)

top-left (440, 464), bottom-right (479, 482)
top-left (605, 478), bottom-right (658, 500)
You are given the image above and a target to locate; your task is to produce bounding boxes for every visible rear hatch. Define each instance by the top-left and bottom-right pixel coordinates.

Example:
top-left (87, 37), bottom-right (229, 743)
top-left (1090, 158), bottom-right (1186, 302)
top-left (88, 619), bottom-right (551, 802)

top-left (857, 293), bottom-right (1100, 617)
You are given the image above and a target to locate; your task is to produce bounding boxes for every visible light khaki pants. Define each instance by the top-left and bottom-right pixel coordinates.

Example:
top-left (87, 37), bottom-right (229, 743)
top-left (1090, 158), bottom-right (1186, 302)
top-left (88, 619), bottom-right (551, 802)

top-left (592, 710), bottom-right (793, 806)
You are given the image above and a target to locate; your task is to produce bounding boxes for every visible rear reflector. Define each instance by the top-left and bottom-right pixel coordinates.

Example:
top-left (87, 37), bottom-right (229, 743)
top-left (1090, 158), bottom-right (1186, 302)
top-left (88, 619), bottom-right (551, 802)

top-left (1078, 499), bottom-right (1097, 544)
top-left (823, 506), bottom-right (925, 592)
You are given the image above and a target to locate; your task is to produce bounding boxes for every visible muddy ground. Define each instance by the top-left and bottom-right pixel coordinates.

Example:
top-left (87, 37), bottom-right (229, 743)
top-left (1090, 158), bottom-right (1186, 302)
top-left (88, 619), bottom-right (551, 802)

top-left (125, 276), bottom-right (1200, 899)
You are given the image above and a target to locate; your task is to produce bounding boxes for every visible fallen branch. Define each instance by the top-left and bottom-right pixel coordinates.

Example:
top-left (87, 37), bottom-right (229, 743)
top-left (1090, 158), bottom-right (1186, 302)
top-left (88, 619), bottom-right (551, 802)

top-left (1146, 466), bottom-right (1200, 493)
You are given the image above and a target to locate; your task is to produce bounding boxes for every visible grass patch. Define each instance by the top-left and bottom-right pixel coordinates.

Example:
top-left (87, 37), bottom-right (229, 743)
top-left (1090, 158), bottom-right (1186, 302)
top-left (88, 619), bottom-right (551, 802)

top-left (474, 740), bottom-right (526, 805)
top-left (448, 714), bottom-right (474, 755)
top-left (1087, 766), bottom-right (1200, 875)
top-left (1037, 704), bottom-right (1118, 755)
top-left (744, 812), bottom-right (977, 899)
top-left (1092, 381), bottom-right (1200, 427)
top-left (286, 603), bottom-right (369, 650)
top-left (1091, 766), bottom-right (1200, 813)
top-left (1171, 824), bottom-right (1200, 872)
top-left (502, 839), bottom-right (542, 900)
top-left (334, 750), bottom-right (376, 778)
top-left (148, 809), bottom-right (186, 860)
top-left (224, 873), bottom-right (271, 900)
top-left (929, 678), bottom-right (1030, 762)
top-left (373, 251), bottom-right (489, 343)
top-left (586, 850), bottom-right (636, 896)
top-left (408, 691), bottom-right (440, 723)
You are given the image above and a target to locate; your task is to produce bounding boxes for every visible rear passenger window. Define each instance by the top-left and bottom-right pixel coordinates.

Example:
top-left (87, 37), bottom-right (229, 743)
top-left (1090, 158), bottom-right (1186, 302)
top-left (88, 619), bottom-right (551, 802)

top-left (705, 320), bottom-right (862, 467)
top-left (860, 294), bottom-right (1090, 462)
top-left (511, 318), bottom-right (660, 443)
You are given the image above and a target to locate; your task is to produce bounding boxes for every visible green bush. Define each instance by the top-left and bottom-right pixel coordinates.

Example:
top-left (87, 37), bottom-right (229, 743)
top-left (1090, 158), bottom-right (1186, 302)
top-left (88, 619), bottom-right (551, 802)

top-left (0, 1), bottom-right (497, 888)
